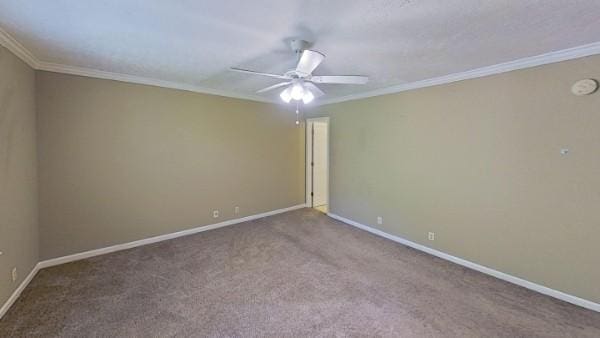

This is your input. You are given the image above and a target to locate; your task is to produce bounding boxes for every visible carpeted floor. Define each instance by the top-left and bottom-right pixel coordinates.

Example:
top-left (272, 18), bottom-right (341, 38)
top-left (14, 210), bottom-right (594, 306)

top-left (1, 209), bottom-right (599, 337)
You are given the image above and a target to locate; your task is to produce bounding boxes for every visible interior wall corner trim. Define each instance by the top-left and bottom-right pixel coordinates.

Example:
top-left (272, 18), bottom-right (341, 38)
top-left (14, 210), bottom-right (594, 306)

top-left (317, 41), bottom-right (600, 106)
top-left (327, 212), bottom-right (600, 313)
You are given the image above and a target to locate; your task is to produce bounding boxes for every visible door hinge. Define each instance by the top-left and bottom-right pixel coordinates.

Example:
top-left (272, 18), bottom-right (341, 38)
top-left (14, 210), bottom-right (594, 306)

top-left (311, 161), bottom-right (314, 166)
top-left (311, 192), bottom-right (314, 196)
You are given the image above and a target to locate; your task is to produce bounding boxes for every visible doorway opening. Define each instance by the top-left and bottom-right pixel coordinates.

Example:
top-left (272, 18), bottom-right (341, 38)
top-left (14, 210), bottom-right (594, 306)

top-left (306, 117), bottom-right (329, 213)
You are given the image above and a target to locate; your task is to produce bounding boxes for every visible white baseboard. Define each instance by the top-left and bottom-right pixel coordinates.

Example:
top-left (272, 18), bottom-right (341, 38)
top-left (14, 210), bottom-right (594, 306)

top-left (327, 213), bottom-right (600, 313)
top-left (1, 204), bottom-right (306, 319)
top-left (38, 204), bottom-right (307, 269)
top-left (0, 262), bottom-right (41, 319)
top-left (5, 205), bottom-right (595, 320)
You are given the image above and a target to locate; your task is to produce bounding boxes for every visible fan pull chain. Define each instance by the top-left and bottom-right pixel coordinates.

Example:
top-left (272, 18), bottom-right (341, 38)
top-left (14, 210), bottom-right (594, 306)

top-left (295, 101), bottom-right (300, 125)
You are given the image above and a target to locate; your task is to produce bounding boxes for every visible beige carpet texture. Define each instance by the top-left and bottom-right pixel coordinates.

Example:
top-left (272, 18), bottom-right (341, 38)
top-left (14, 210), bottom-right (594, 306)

top-left (1, 209), bottom-right (598, 337)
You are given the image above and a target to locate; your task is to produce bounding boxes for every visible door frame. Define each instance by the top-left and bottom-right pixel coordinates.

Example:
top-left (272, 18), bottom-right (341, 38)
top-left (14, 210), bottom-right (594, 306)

top-left (305, 117), bottom-right (330, 208)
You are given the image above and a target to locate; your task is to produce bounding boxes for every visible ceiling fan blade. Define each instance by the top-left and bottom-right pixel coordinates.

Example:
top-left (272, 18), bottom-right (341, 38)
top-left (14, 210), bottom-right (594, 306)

top-left (230, 67), bottom-right (288, 79)
top-left (310, 75), bottom-right (368, 84)
top-left (256, 82), bottom-right (291, 93)
top-left (296, 50), bottom-right (325, 76)
top-left (304, 82), bottom-right (325, 97)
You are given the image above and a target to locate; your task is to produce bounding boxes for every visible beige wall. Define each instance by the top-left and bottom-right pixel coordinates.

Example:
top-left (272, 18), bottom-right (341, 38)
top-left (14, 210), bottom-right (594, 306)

top-left (36, 72), bottom-right (305, 259)
top-left (3, 41), bottom-right (599, 308)
top-left (310, 55), bottom-right (600, 303)
top-left (0, 47), bottom-right (38, 306)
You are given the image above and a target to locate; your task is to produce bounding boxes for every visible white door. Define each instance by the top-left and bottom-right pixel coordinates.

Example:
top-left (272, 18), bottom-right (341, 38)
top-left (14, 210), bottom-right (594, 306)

top-left (312, 122), bottom-right (328, 207)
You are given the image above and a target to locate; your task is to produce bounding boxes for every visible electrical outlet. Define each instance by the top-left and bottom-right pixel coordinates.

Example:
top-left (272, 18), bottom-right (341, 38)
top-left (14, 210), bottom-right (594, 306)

top-left (11, 267), bottom-right (17, 282)
top-left (213, 210), bottom-right (219, 218)
top-left (234, 206), bottom-right (240, 214)
top-left (428, 232), bottom-right (435, 241)
top-left (377, 216), bottom-right (383, 225)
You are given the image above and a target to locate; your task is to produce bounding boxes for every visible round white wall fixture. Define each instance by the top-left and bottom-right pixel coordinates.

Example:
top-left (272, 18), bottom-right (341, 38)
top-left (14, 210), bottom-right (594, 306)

top-left (571, 79), bottom-right (598, 96)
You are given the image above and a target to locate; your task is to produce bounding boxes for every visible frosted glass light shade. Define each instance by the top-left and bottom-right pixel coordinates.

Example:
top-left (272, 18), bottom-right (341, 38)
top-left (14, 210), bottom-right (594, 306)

top-left (302, 90), bottom-right (314, 104)
top-left (280, 87), bottom-right (292, 103)
top-left (290, 83), bottom-right (304, 100)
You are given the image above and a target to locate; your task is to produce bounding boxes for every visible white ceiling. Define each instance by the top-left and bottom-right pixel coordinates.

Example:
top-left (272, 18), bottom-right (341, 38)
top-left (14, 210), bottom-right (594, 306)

top-left (1, 1), bottom-right (600, 104)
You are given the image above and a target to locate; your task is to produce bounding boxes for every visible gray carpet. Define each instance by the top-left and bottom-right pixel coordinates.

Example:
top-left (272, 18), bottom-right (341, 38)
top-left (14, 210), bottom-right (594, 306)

top-left (1, 209), bottom-right (599, 337)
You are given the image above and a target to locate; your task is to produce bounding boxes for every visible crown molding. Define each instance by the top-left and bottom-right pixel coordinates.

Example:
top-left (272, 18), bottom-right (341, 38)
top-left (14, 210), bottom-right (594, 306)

top-left (0, 25), bottom-right (274, 104)
top-left (36, 61), bottom-right (276, 103)
top-left (317, 41), bottom-right (600, 106)
top-left (0, 26), bottom-right (39, 68)
top-left (3, 24), bottom-right (600, 106)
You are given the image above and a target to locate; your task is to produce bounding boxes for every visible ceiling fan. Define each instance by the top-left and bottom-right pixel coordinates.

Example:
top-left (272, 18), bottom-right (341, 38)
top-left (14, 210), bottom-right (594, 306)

top-left (230, 39), bottom-right (368, 104)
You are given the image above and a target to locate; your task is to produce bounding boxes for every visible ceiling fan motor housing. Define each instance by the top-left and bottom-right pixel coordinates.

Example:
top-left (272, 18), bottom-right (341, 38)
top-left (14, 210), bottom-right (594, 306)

top-left (290, 39), bottom-right (310, 54)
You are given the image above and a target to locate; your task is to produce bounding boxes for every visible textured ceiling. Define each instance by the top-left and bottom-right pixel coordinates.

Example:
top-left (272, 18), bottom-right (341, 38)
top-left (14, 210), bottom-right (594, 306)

top-left (1, 1), bottom-right (600, 103)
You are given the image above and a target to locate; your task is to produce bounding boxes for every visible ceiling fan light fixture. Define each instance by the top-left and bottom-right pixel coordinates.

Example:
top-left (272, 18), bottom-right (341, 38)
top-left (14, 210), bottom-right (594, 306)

top-left (290, 82), bottom-right (305, 100)
top-left (231, 40), bottom-right (368, 105)
top-left (280, 87), bottom-right (292, 103)
top-left (302, 89), bottom-right (314, 104)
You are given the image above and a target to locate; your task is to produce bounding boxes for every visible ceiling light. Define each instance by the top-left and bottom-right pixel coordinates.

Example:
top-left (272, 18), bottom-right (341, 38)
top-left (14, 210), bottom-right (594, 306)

top-left (280, 87), bottom-right (292, 103)
top-left (302, 90), bottom-right (314, 104)
top-left (290, 83), bottom-right (304, 100)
